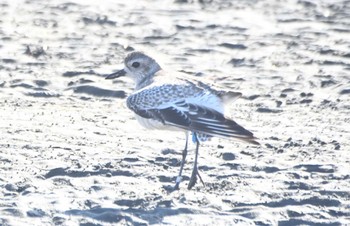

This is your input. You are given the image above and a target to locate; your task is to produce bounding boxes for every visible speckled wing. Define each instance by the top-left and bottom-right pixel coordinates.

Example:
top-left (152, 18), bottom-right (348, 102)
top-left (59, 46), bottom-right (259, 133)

top-left (127, 84), bottom-right (259, 145)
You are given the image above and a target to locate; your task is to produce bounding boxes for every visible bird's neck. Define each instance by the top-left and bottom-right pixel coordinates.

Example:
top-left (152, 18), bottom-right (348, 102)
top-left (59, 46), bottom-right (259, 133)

top-left (135, 76), bottom-right (154, 90)
top-left (134, 67), bottom-right (162, 90)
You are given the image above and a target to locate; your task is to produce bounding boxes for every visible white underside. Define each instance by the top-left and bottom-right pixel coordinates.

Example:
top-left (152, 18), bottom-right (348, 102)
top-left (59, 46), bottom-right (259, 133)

top-left (135, 114), bottom-right (212, 142)
top-left (135, 115), bottom-right (184, 131)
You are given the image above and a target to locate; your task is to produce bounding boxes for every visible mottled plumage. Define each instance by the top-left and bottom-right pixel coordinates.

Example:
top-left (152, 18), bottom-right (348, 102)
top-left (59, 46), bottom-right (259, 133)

top-left (106, 51), bottom-right (259, 190)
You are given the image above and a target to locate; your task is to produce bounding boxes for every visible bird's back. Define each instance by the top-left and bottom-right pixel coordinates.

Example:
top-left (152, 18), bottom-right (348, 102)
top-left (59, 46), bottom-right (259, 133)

top-left (126, 71), bottom-right (258, 145)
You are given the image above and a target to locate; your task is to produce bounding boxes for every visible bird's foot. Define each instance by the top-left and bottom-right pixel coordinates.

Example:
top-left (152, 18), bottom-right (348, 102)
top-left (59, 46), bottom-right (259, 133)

top-left (163, 176), bottom-right (182, 193)
top-left (197, 170), bottom-right (205, 187)
top-left (188, 168), bottom-right (205, 190)
top-left (173, 176), bottom-right (182, 190)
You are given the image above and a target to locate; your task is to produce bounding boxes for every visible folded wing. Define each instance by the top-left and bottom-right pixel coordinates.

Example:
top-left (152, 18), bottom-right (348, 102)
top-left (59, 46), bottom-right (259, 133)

top-left (131, 100), bottom-right (259, 145)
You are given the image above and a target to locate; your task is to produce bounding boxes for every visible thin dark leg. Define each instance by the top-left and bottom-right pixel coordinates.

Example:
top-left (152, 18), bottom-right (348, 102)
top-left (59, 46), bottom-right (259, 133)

top-left (188, 132), bottom-right (200, 190)
top-left (173, 132), bottom-right (189, 190)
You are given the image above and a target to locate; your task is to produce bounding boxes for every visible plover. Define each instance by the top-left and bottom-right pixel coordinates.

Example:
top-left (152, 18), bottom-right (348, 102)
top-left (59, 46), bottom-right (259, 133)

top-left (106, 51), bottom-right (259, 190)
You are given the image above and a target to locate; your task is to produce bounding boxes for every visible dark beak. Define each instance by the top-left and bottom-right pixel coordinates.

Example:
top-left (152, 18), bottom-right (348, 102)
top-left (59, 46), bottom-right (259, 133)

top-left (105, 69), bottom-right (126, 79)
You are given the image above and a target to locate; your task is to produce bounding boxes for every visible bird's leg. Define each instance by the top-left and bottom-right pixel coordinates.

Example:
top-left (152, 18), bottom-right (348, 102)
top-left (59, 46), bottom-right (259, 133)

top-left (188, 132), bottom-right (201, 190)
top-left (173, 132), bottom-right (189, 190)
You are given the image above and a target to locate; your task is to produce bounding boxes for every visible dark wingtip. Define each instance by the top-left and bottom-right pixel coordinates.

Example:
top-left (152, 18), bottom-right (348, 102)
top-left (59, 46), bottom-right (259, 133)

top-left (236, 135), bottom-right (260, 146)
top-left (249, 139), bottom-right (260, 146)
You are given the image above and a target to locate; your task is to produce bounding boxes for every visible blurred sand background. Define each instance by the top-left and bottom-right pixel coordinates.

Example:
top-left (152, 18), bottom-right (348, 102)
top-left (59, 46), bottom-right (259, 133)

top-left (0, 0), bottom-right (349, 225)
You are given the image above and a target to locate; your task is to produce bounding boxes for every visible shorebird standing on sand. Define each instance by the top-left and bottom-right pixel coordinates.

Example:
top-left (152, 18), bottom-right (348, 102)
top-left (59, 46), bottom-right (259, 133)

top-left (106, 51), bottom-right (259, 190)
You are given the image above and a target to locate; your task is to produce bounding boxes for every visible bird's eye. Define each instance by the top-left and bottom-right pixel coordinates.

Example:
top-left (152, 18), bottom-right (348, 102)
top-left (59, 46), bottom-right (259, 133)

top-left (132, 62), bottom-right (140, 68)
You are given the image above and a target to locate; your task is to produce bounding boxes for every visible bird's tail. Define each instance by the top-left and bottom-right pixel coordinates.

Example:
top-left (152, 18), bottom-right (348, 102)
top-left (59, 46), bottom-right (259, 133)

top-left (219, 91), bottom-right (242, 104)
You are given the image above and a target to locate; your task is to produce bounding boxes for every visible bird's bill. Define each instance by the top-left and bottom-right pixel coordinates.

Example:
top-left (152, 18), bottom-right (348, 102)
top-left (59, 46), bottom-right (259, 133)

top-left (105, 69), bottom-right (126, 79)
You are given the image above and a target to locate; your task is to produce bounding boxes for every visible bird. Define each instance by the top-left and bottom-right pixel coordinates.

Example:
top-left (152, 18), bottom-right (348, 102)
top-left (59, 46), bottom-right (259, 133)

top-left (105, 51), bottom-right (259, 190)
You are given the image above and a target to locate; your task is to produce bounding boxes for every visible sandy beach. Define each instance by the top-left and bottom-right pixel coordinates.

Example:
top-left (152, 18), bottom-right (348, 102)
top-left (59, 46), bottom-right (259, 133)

top-left (0, 0), bottom-right (349, 225)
